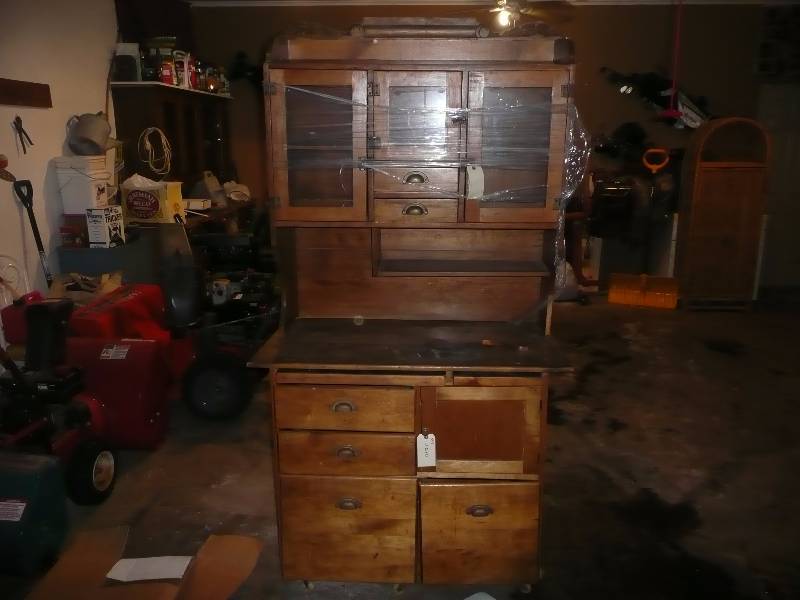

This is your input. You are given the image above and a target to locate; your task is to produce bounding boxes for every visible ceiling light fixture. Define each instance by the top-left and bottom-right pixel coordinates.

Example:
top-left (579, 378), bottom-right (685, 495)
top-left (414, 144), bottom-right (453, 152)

top-left (497, 8), bottom-right (513, 28)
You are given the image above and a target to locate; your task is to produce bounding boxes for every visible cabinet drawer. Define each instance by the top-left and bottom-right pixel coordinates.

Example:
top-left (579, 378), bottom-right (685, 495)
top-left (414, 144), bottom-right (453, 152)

top-left (373, 167), bottom-right (458, 198)
top-left (420, 481), bottom-right (539, 584)
top-left (279, 431), bottom-right (415, 476)
top-left (275, 385), bottom-right (415, 432)
top-left (374, 198), bottom-right (458, 224)
top-left (281, 475), bottom-right (416, 583)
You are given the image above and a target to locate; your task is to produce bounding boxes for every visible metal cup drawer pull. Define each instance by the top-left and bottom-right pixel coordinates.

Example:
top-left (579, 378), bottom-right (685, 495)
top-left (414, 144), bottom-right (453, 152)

top-left (334, 444), bottom-right (359, 459)
top-left (330, 399), bottom-right (357, 413)
top-left (402, 203), bottom-right (428, 216)
top-left (335, 497), bottom-right (362, 510)
top-left (465, 504), bottom-right (494, 518)
top-left (403, 171), bottom-right (428, 184)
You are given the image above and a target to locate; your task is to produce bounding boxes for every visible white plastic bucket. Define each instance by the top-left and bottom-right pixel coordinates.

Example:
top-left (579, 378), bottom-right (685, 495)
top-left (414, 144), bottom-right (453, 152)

top-left (55, 156), bottom-right (112, 215)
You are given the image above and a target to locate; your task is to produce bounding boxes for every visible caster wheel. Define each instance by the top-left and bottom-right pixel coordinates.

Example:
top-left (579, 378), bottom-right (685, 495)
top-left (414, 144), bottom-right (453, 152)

top-left (303, 580), bottom-right (314, 590)
top-left (518, 583), bottom-right (533, 594)
top-left (393, 583), bottom-right (404, 594)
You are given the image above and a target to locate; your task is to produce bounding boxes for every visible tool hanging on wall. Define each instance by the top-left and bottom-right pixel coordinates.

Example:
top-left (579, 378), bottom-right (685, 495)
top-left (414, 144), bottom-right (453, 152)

top-left (12, 115), bottom-right (34, 154)
top-left (13, 180), bottom-right (54, 287)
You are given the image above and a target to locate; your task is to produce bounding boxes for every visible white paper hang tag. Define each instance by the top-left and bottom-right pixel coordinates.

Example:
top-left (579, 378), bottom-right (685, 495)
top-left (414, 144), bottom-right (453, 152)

top-left (416, 433), bottom-right (436, 468)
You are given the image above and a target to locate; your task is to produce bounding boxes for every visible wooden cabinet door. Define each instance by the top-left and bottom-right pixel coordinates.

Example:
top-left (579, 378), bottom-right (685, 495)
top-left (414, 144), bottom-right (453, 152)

top-left (280, 475), bottom-right (416, 583)
top-left (420, 481), bottom-right (540, 584)
top-left (267, 69), bottom-right (367, 221)
top-left (466, 69), bottom-right (570, 223)
top-left (372, 71), bottom-right (462, 163)
top-left (420, 385), bottom-right (542, 475)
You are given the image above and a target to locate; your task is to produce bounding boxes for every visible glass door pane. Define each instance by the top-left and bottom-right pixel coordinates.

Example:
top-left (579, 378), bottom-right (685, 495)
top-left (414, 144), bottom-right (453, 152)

top-left (268, 69), bottom-right (367, 221)
top-left (480, 86), bottom-right (552, 208)
top-left (466, 70), bottom-right (570, 223)
top-left (286, 85), bottom-right (354, 208)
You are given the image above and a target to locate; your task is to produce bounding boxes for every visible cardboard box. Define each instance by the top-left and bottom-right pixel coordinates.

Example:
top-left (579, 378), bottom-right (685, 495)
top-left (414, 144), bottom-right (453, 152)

top-left (86, 206), bottom-right (125, 248)
top-left (121, 180), bottom-right (185, 224)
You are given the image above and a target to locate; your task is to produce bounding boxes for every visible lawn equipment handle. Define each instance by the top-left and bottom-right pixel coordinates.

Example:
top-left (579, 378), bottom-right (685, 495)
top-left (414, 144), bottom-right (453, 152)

top-left (12, 180), bottom-right (54, 288)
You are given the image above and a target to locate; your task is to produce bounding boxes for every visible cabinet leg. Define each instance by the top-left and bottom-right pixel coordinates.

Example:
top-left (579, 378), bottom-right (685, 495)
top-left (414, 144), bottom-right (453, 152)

top-left (303, 580), bottom-right (314, 591)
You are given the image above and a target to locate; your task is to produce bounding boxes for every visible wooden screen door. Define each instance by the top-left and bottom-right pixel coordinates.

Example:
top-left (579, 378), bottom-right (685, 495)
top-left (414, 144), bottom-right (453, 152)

top-left (466, 69), bottom-right (570, 223)
top-left (267, 69), bottom-right (367, 221)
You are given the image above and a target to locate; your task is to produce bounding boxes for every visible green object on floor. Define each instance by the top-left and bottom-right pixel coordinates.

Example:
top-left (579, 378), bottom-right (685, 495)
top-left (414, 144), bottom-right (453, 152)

top-left (0, 452), bottom-right (68, 575)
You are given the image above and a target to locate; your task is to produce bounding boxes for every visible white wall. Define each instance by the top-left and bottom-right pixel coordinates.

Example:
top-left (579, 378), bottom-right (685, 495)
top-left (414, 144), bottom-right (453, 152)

top-left (0, 0), bottom-right (117, 293)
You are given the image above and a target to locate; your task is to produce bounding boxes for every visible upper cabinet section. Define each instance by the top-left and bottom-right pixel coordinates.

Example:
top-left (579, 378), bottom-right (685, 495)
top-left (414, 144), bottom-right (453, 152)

top-left (265, 32), bottom-right (576, 226)
top-left (372, 71), bottom-right (463, 162)
top-left (466, 70), bottom-right (570, 223)
top-left (267, 69), bottom-right (367, 222)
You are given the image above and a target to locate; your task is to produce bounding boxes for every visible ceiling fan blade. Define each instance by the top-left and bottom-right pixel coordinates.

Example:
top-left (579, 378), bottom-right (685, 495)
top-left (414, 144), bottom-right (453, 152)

top-left (520, 1), bottom-right (576, 23)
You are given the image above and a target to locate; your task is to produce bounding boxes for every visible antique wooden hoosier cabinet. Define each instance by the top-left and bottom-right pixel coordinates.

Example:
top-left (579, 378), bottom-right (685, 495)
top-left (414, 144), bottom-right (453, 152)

top-left (251, 17), bottom-right (584, 588)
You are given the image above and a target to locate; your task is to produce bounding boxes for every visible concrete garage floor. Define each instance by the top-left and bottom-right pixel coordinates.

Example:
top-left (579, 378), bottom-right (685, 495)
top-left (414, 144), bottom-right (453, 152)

top-left (5, 302), bottom-right (800, 599)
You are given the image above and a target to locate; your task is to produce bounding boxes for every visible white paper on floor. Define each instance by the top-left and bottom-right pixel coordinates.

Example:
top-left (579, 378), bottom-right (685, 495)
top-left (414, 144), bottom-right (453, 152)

top-left (107, 556), bottom-right (193, 582)
top-left (463, 594), bottom-right (496, 600)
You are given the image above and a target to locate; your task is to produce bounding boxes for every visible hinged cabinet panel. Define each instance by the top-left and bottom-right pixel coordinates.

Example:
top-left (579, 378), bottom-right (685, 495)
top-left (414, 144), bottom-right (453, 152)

top-left (420, 480), bottom-right (539, 583)
top-left (466, 70), bottom-right (570, 223)
top-left (372, 71), bottom-right (463, 162)
top-left (267, 69), bottom-right (367, 221)
top-left (420, 384), bottom-right (542, 475)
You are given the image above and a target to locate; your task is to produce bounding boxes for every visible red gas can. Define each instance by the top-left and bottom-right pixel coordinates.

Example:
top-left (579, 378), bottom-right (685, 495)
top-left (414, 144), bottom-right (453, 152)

top-left (66, 338), bottom-right (171, 449)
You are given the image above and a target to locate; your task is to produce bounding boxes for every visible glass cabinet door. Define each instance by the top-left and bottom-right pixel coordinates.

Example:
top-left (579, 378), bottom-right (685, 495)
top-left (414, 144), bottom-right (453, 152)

top-left (267, 69), bottom-right (367, 221)
top-left (466, 70), bottom-right (570, 223)
top-left (372, 71), bottom-right (462, 162)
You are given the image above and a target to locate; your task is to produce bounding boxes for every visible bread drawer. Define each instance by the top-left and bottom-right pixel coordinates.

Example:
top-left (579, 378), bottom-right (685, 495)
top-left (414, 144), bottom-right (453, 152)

top-left (281, 475), bottom-right (416, 583)
top-left (374, 198), bottom-right (458, 224)
top-left (279, 431), bottom-right (415, 476)
top-left (420, 480), bottom-right (539, 584)
top-left (274, 385), bottom-right (415, 432)
top-left (373, 167), bottom-right (458, 198)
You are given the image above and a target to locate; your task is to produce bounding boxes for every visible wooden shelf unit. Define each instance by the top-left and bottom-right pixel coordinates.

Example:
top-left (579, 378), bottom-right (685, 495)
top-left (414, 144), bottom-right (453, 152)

top-left (257, 19), bottom-right (574, 587)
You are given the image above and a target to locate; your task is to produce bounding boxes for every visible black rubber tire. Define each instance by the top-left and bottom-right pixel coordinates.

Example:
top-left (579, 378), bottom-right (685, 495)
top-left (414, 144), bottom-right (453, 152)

top-left (65, 442), bottom-right (116, 505)
top-left (182, 352), bottom-right (252, 420)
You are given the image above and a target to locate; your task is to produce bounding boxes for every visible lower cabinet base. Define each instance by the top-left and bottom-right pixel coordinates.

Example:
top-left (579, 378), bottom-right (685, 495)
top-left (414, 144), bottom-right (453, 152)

top-left (279, 476), bottom-right (540, 584)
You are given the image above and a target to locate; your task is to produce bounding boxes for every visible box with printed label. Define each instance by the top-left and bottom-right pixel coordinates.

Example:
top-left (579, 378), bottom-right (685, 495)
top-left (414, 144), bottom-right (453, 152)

top-left (85, 206), bottom-right (125, 248)
top-left (121, 180), bottom-right (184, 224)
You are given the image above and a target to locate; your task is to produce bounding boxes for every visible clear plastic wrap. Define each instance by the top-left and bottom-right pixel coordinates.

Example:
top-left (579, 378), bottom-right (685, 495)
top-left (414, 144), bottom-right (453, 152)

top-left (271, 81), bottom-right (590, 292)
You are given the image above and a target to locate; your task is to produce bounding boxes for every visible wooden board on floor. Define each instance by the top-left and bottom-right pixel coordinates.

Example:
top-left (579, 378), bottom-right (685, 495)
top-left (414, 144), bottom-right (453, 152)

top-left (27, 527), bottom-right (129, 600)
top-left (176, 535), bottom-right (263, 600)
top-left (88, 583), bottom-right (179, 600)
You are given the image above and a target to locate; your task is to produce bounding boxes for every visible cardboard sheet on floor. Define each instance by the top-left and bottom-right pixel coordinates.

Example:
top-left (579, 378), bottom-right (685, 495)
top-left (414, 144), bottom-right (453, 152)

top-left (176, 534), bottom-right (264, 600)
top-left (26, 529), bottom-right (261, 600)
top-left (26, 526), bottom-right (129, 600)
